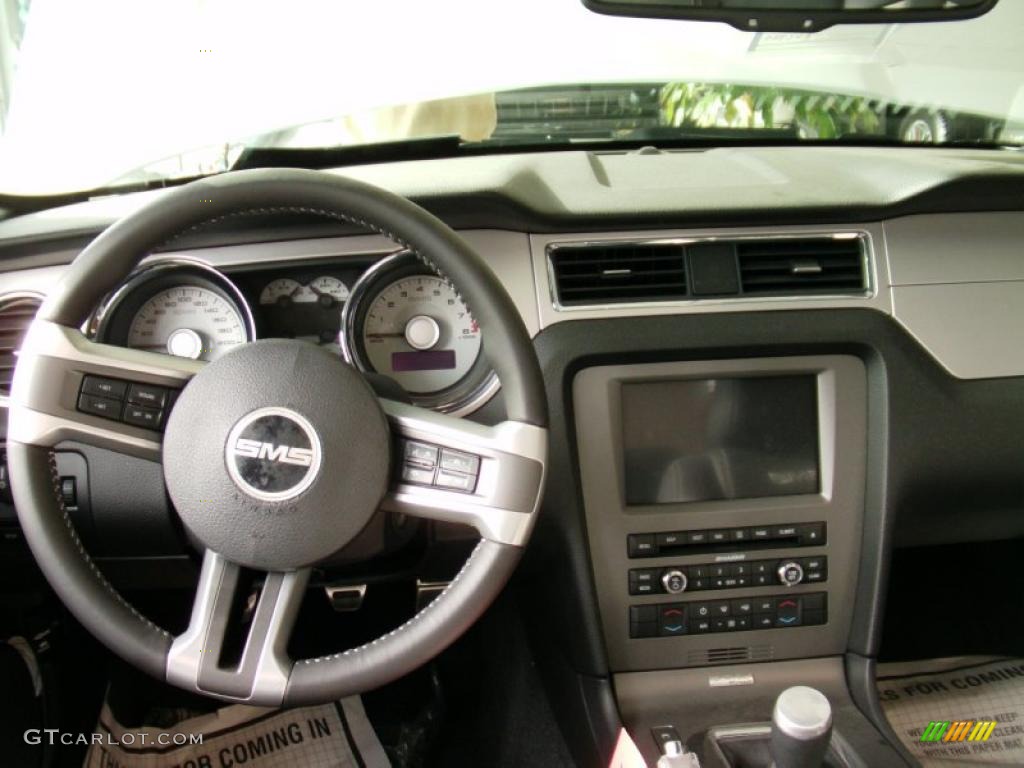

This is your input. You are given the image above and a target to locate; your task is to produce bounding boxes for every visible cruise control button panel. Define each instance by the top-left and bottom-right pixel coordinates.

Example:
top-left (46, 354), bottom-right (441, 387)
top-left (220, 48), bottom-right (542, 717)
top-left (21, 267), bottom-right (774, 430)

top-left (399, 439), bottom-right (480, 494)
top-left (77, 375), bottom-right (178, 431)
top-left (629, 592), bottom-right (827, 638)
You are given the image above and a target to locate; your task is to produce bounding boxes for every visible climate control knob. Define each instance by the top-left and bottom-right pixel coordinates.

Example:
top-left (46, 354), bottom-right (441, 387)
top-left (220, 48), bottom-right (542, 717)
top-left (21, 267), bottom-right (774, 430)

top-left (777, 561), bottom-right (805, 587)
top-left (661, 569), bottom-right (688, 594)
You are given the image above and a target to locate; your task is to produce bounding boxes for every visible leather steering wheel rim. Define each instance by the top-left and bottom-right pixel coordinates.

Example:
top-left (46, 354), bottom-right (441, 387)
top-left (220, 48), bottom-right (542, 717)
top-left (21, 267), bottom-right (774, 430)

top-left (6, 168), bottom-right (548, 706)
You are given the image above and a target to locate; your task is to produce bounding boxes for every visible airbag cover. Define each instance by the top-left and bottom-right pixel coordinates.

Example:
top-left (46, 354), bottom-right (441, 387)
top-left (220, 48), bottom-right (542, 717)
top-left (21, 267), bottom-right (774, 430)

top-left (163, 340), bottom-right (390, 570)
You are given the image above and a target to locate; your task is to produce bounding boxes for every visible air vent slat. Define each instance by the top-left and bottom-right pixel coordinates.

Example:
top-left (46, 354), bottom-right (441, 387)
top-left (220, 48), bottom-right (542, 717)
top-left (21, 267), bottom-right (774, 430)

top-left (737, 237), bottom-right (866, 296)
top-left (0, 296), bottom-right (41, 397)
top-left (549, 243), bottom-right (687, 306)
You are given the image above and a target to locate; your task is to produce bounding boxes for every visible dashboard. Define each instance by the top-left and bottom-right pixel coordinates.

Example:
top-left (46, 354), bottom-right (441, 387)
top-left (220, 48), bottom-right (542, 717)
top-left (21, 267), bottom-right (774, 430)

top-left (88, 252), bottom-right (497, 416)
top-left (1, 145), bottom-right (1024, 765)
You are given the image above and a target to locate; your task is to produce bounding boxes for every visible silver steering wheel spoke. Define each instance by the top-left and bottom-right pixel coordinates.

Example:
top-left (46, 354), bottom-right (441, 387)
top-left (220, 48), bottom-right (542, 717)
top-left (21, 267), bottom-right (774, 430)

top-left (380, 399), bottom-right (546, 547)
top-left (7, 319), bottom-right (200, 460)
top-left (166, 549), bottom-right (310, 705)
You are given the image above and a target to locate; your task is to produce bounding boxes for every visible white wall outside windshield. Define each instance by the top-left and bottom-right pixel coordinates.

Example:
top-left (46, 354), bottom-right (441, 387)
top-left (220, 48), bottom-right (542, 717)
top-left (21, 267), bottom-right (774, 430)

top-left (0, 0), bottom-right (1022, 194)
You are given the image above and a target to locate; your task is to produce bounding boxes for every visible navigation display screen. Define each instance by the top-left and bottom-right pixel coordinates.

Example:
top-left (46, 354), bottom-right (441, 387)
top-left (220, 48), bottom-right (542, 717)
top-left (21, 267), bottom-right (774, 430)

top-left (621, 375), bottom-right (819, 505)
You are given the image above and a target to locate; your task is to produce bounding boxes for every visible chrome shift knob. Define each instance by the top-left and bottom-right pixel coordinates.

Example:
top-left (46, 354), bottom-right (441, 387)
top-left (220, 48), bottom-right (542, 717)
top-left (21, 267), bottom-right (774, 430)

top-left (770, 686), bottom-right (832, 768)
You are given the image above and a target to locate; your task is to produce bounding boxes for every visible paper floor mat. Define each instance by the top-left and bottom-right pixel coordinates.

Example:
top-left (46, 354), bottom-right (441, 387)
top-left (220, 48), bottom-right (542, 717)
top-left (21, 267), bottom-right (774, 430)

top-left (878, 657), bottom-right (1024, 767)
top-left (85, 696), bottom-right (389, 768)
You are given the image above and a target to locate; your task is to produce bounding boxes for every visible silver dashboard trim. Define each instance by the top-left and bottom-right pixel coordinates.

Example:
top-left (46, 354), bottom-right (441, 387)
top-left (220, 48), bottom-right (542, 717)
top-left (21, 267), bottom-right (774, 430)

top-left (531, 224), bottom-right (890, 329)
top-left (543, 230), bottom-right (874, 313)
top-left (2, 214), bottom-right (1023, 381)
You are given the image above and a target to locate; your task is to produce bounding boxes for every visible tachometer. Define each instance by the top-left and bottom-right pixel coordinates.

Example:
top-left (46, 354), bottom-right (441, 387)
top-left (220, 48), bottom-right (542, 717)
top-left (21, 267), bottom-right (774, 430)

top-left (343, 253), bottom-right (498, 414)
top-left (127, 285), bottom-right (247, 361)
top-left (363, 275), bottom-right (480, 393)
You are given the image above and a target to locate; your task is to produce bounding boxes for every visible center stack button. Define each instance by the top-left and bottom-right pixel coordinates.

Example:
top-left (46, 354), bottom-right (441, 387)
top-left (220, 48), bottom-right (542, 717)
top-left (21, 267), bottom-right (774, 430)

top-left (661, 569), bottom-right (688, 594)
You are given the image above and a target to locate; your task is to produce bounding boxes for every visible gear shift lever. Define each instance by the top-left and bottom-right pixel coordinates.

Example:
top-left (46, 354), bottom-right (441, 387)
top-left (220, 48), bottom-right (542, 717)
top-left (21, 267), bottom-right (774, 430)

top-left (770, 686), bottom-right (833, 768)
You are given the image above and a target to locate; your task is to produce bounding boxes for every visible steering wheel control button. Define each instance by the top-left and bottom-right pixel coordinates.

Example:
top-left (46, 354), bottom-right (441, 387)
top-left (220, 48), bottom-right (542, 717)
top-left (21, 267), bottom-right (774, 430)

top-left (404, 440), bottom-right (439, 467)
top-left (81, 375), bottom-right (128, 400)
top-left (435, 469), bottom-right (477, 493)
top-left (127, 382), bottom-right (168, 408)
top-left (439, 449), bottom-right (480, 475)
top-left (77, 375), bottom-right (178, 431)
top-left (123, 404), bottom-right (162, 429)
top-left (778, 561), bottom-right (805, 587)
top-left (402, 464), bottom-right (435, 485)
top-left (77, 392), bottom-right (122, 419)
top-left (399, 440), bottom-right (480, 492)
top-left (661, 569), bottom-right (688, 595)
top-left (226, 407), bottom-right (322, 502)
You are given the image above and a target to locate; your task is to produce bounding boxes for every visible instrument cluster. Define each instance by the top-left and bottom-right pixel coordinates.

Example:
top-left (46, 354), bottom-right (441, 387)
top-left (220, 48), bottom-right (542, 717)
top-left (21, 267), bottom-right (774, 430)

top-left (93, 253), bottom-right (497, 415)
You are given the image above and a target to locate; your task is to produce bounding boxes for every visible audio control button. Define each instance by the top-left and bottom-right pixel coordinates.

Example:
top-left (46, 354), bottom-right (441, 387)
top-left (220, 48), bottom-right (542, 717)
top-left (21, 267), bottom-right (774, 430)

top-left (778, 561), bottom-right (805, 587)
top-left (661, 569), bottom-right (688, 595)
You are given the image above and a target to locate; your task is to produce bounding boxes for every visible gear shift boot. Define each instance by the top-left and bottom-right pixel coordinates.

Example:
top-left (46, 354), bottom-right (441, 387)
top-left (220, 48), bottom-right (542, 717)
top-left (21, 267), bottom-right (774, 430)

top-left (702, 687), bottom-right (856, 768)
top-left (703, 725), bottom-right (854, 768)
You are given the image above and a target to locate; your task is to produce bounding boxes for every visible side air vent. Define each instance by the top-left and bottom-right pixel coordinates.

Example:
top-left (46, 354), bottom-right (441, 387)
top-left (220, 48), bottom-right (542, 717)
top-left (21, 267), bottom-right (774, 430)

top-left (737, 237), bottom-right (866, 295)
top-left (549, 242), bottom-right (687, 306)
top-left (0, 295), bottom-right (42, 397)
top-left (687, 645), bottom-right (774, 666)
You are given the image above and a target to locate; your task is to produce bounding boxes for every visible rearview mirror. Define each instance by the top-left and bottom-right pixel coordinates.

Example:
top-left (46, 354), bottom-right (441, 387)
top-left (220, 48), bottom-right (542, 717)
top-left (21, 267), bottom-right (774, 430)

top-left (581, 0), bottom-right (997, 33)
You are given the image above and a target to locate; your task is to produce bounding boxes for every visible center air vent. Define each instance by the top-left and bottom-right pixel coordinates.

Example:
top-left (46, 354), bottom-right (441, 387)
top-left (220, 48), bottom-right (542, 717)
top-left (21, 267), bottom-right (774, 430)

top-left (549, 234), bottom-right (868, 307)
top-left (0, 295), bottom-right (42, 397)
top-left (737, 237), bottom-right (866, 295)
top-left (549, 242), bottom-right (687, 306)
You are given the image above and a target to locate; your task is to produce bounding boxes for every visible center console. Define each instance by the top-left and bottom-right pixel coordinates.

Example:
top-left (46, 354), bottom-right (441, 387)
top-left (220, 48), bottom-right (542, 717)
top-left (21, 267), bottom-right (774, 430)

top-left (573, 355), bottom-right (866, 672)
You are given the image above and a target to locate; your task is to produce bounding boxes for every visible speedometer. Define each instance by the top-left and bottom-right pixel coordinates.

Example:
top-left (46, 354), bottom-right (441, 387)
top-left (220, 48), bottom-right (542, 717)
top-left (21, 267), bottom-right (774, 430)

top-left (363, 275), bottom-right (480, 393)
top-left (127, 286), bottom-right (247, 361)
top-left (96, 261), bottom-right (255, 363)
top-left (343, 252), bottom-right (498, 415)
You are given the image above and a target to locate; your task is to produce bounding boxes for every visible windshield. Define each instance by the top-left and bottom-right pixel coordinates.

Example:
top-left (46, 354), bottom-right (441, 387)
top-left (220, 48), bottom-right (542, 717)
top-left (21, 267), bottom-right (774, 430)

top-left (1, 0), bottom-right (1022, 195)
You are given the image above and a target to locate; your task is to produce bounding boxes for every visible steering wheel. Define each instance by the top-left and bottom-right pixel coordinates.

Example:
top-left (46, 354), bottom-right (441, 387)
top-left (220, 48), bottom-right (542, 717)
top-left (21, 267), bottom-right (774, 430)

top-left (6, 169), bottom-right (548, 706)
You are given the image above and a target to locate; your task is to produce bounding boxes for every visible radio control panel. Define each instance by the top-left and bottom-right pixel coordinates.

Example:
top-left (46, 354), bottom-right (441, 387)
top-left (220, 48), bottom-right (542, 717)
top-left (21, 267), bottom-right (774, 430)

top-left (573, 357), bottom-right (867, 671)
top-left (627, 521), bottom-right (826, 559)
top-left (629, 555), bottom-right (827, 595)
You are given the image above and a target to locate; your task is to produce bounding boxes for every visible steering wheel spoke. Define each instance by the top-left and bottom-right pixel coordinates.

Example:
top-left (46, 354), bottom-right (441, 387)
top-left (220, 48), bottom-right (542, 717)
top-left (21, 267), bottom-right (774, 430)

top-left (380, 399), bottom-right (546, 547)
top-left (7, 319), bottom-right (200, 460)
top-left (166, 549), bottom-right (309, 705)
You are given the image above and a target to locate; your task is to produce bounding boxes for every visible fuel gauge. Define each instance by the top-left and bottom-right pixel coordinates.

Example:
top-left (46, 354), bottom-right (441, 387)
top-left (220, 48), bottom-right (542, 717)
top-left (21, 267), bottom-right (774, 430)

top-left (308, 276), bottom-right (350, 307)
top-left (259, 278), bottom-right (302, 306)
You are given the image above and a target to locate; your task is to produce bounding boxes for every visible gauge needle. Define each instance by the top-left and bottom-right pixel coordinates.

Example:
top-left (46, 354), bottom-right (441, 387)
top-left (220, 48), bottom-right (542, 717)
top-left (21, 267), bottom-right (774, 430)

top-left (364, 333), bottom-right (405, 338)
